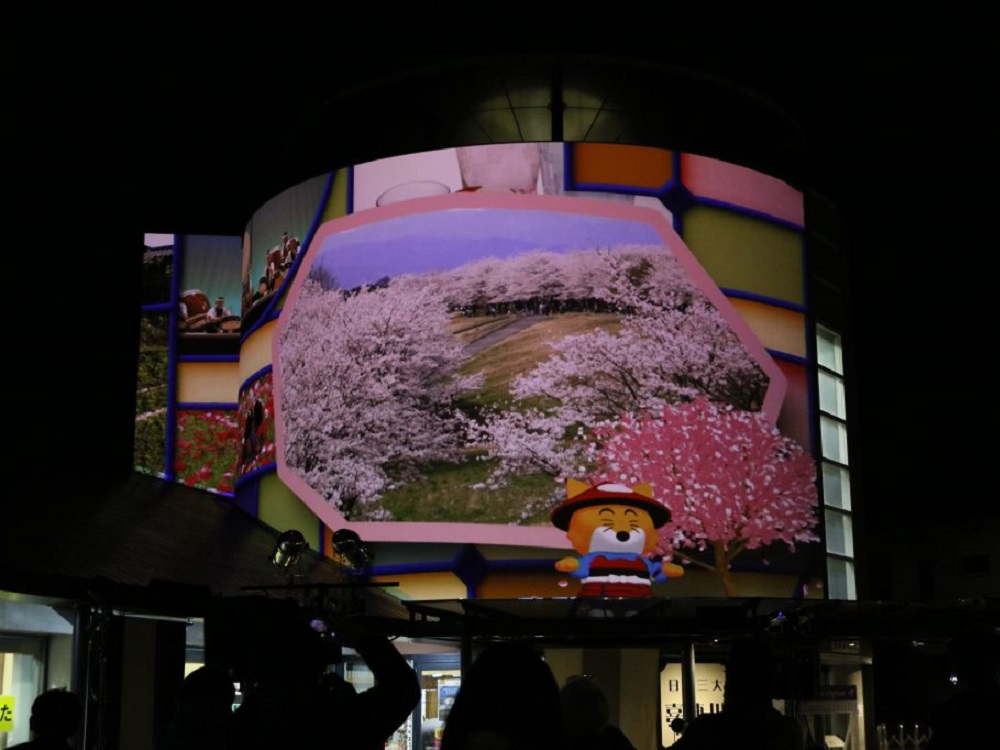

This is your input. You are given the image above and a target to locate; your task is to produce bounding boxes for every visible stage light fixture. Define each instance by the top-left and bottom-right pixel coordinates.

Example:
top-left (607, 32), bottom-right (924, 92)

top-left (331, 529), bottom-right (371, 569)
top-left (270, 529), bottom-right (308, 569)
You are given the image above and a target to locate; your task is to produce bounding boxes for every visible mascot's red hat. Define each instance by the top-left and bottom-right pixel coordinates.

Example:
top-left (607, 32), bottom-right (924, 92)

top-left (550, 479), bottom-right (671, 531)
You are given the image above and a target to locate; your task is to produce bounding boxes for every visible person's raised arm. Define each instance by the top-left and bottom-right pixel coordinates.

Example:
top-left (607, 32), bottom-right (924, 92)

top-left (332, 616), bottom-right (421, 748)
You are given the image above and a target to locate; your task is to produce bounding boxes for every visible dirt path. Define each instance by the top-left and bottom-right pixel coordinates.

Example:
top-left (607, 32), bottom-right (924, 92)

top-left (462, 315), bottom-right (545, 357)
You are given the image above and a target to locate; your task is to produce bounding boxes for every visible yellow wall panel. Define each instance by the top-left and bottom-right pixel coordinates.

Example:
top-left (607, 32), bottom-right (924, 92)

top-left (728, 298), bottom-right (806, 358)
top-left (683, 207), bottom-right (804, 305)
top-left (477, 570), bottom-right (572, 599)
top-left (619, 649), bottom-right (661, 750)
top-left (258, 472), bottom-right (319, 550)
top-left (379, 571), bottom-right (467, 601)
top-left (239, 320), bottom-right (277, 381)
top-left (543, 649), bottom-right (584, 688)
top-left (322, 167), bottom-right (351, 222)
top-left (647, 568), bottom-right (804, 598)
top-left (176, 361), bottom-right (240, 403)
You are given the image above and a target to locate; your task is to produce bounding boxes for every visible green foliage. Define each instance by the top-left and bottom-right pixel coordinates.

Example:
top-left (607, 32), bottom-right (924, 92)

top-left (372, 456), bottom-right (556, 525)
top-left (174, 410), bottom-right (239, 494)
top-left (134, 411), bottom-right (167, 476)
top-left (134, 312), bottom-right (170, 474)
top-left (141, 252), bottom-right (173, 304)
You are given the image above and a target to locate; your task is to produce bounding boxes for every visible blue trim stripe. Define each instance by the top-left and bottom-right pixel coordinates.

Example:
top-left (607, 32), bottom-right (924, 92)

top-left (178, 354), bottom-right (241, 364)
top-left (346, 166), bottom-right (354, 215)
top-left (164, 235), bottom-right (181, 481)
top-left (233, 463), bottom-right (278, 489)
top-left (569, 179), bottom-right (671, 197)
top-left (768, 349), bottom-right (808, 367)
top-left (239, 364), bottom-right (274, 396)
top-left (721, 287), bottom-right (806, 313)
top-left (693, 195), bottom-right (805, 231)
top-left (368, 561), bottom-right (457, 576)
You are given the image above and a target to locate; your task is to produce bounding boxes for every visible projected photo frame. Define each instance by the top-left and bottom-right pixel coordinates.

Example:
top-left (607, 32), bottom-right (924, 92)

top-left (274, 190), bottom-right (790, 548)
top-left (174, 407), bottom-right (240, 493)
top-left (177, 234), bottom-right (243, 356)
top-left (237, 369), bottom-right (277, 479)
top-left (240, 173), bottom-right (331, 334)
top-left (135, 234), bottom-right (175, 478)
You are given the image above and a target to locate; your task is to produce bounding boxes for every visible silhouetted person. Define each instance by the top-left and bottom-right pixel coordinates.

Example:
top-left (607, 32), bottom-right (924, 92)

top-left (8, 688), bottom-right (81, 749)
top-left (230, 611), bottom-right (419, 750)
top-left (926, 628), bottom-right (1000, 750)
top-left (440, 641), bottom-right (567, 750)
top-left (560, 674), bottom-right (637, 750)
top-left (155, 665), bottom-right (235, 750)
top-left (671, 637), bottom-right (803, 750)
top-left (250, 277), bottom-right (268, 304)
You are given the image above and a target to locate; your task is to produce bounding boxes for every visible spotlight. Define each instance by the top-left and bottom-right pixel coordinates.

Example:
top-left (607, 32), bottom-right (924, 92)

top-left (270, 529), bottom-right (308, 569)
top-left (331, 529), bottom-right (371, 569)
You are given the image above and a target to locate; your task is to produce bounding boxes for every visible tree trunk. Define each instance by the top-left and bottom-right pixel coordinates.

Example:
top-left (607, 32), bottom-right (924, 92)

top-left (713, 542), bottom-right (739, 596)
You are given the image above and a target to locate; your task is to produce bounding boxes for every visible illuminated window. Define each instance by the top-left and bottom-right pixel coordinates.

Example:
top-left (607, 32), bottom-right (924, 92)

top-left (817, 324), bottom-right (856, 600)
top-left (820, 415), bottom-right (849, 464)
top-left (816, 327), bottom-right (843, 373)
top-left (824, 509), bottom-right (855, 557)
top-left (827, 557), bottom-right (857, 600)
top-left (821, 463), bottom-right (852, 511)
top-left (818, 369), bottom-right (847, 419)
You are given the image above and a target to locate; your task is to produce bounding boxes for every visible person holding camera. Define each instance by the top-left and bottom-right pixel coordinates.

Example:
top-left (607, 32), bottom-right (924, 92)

top-left (230, 611), bottom-right (420, 750)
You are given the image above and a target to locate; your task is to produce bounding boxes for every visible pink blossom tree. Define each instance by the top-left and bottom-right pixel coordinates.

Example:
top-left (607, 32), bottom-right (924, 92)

top-left (469, 250), bottom-right (770, 489)
top-left (278, 277), bottom-right (483, 519)
top-left (586, 397), bottom-right (819, 596)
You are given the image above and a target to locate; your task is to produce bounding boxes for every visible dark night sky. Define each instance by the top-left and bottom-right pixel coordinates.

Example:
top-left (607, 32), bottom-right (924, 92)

top-left (9, 12), bottom-right (997, 544)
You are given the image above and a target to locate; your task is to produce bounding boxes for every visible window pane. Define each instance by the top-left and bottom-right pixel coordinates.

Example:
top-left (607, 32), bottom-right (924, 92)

top-left (818, 370), bottom-right (847, 419)
top-left (827, 557), bottom-right (857, 600)
top-left (0, 641), bottom-right (44, 746)
top-left (822, 462), bottom-right (852, 510)
top-left (820, 416), bottom-right (849, 464)
top-left (816, 326), bottom-right (843, 374)
top-left (825, 509), bottom-right (855, 557)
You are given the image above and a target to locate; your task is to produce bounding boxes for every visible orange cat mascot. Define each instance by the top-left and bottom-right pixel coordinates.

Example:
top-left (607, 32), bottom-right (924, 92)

top-left (551, 479), bottom-right (684, 597)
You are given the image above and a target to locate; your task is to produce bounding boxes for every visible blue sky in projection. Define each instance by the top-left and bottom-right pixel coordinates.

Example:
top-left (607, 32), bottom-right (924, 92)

top-left (310, 207), bottom-right (665, 289)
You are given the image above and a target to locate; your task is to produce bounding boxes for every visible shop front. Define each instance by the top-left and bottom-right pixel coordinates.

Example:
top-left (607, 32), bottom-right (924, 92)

top-left (0, 599), bottom-right (78, 749)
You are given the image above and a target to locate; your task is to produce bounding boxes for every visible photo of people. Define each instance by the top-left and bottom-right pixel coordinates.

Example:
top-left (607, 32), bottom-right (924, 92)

top-left (236, 373), bottom-right (276, 478)
top-left (177, 234), bottom-right (243, 356)
top-left (240, 173), bottom-right (330, 332)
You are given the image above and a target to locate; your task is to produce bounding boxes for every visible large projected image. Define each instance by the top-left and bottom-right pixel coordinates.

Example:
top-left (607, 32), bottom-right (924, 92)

top-left (275, 192), bottom-right (796, 550)
top-left (135, 142), bottom-right (820, 596)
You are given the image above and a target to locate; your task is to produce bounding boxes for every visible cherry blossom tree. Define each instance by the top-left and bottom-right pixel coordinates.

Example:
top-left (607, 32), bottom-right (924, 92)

top-left (278, 277), bottom-right (482, 518)
top-left (428, 248), bottom-right (638, 313)
top-left (468, 249), bottom-right (770, 488)
top-left (586, 397), bottom-right (820, 595)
